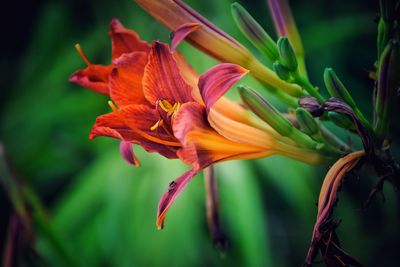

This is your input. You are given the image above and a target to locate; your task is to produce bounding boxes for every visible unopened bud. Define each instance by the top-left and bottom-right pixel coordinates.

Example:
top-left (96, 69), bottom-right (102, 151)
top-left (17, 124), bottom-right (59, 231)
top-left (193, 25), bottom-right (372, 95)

top-left (231, 3), bottom-right (279, 62)
top-left (277, 37), bottom-right (298, 71)
top-left (296, 108), bottom-right (319, 136)
top-left (324, 68), bottom-right (357, 109)
top-left (239, 85), bottom-right (293, 136)
top-left (273, 62), bottom-right (291, 81)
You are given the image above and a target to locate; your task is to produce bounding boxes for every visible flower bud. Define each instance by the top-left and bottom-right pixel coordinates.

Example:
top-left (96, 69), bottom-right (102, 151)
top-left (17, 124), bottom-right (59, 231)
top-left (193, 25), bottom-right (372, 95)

top-left (324, 68), bottom-right (370, 129)
top-left (231, 2), bottom-right (279, 62)
top-left (296, 108), bottom-right (319, 136)
top-left (238, 85), bottom-right (293, 136)
top-left (324, 68), bottom-right (356, 108)
top-left (277, 37), bottom-right (298, 71)
top-left (273, 62), bottom-right (291, 81)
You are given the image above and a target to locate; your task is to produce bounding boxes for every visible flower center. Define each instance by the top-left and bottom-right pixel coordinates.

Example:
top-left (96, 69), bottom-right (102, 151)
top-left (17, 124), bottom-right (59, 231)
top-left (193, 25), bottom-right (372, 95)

top-left (151, 99), bottom-right (181, 131)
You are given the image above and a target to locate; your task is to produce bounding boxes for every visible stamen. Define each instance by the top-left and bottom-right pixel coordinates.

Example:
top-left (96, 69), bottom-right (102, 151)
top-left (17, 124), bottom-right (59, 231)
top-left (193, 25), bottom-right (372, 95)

top-left (108, 100), bottom-right (118, 112)
top-left (75, 43), bottom-right (91, 66)
top-left (128, 124), bottom-right (181, 147)
top-left (158, 99), bottom-right (173, 113)
top-left (150, 119), bottom-right (164, 131)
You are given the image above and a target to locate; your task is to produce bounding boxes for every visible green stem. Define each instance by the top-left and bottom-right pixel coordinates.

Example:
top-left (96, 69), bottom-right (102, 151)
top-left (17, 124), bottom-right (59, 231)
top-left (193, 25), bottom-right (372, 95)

top-left (260, 84), bottom-right (299, 108)
top-left (320, 125), bottom-right (351, 152)
top-left (293, 72), bottom-right (325, 103)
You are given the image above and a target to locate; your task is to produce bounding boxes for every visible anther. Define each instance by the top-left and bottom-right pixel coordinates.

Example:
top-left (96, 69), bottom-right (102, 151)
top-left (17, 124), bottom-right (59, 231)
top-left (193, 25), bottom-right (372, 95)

top-left (108, 100), bottom-right (118, 112)
top-left (150, 119), bottom-right (164, 131)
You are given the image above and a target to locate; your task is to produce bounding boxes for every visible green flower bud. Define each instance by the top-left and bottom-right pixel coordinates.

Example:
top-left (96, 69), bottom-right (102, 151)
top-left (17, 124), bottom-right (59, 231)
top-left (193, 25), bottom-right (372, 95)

top-left (239, 85), bottom-right (293, 136)
top-left (231, 3), bottom-right (279, 62)
top-left (324, 68), bottom-right (357, 108)
top-left (324, 68), bottom-right (370, 129)
top-left (273, 62), bottom-right (291, 81)
top-left (277, 37), bottom-right (298, 71)
top-left (239, 85), bottom-right (320, 149)
top-left (296, 108), bottom-right (320, 137)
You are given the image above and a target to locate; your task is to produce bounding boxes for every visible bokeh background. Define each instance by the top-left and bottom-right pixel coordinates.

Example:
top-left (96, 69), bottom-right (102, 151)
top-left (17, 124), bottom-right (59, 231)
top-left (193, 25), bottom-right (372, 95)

top-left (1, 0), bottom-right (399, 266)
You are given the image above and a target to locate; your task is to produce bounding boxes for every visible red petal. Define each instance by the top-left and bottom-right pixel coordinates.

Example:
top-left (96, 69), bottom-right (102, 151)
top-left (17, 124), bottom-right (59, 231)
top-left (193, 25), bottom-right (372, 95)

top-left (157, 168), bottom-right (198, 229)
top-left (142, 41), bottom-right (194, 105)
top-left (198, 63), bottom-right (248, 111)
top-left (69, 64), bottom-right (113, 95)
top-left (90, 107), bottom-right (178, 159)
top-left (110, 52), bottom-right (149, 107)
top-left (119, 141), bottom-right (141, 166)
top-left (89, 111), bottom-right (127, 140)
top-left (109, 18), bottom-right (150, 59)
top-left (171, 23), bottom-right (202, 51)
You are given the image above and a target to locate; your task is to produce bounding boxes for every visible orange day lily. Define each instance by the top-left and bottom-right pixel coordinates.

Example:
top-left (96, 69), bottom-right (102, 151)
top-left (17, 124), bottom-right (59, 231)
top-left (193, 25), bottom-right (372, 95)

top-left (70, 19), bottom-right (324, 229)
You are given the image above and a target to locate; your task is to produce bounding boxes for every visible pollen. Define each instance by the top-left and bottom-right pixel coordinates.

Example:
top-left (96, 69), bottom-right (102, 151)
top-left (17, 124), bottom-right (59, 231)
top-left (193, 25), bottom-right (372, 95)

top-left (75, 43), bottom-right (91, 66)
top-left (157, 99), bottom-right (181, 116)
top-left (108, 100), bottom-right (118, 112)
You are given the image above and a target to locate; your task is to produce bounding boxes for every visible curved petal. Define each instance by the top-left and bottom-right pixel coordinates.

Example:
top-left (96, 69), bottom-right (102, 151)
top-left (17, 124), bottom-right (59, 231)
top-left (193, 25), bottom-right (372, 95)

top-left (110, 52), bottom-right (149, 107)
top-left (109, 18), bottom-right (150, 59)
top-left (198, 63), bottom-right (248, 111)
top-left (90, 106), bottom-right (178, 159)
top-left (69, 64), bottom-right (113, 95)
top-left (171, 23), bottom-right (202, 51)
top-left (173, 102), bottom-right (271, 168)
top-left (157, 168), bottom-right (198, 229)
top-left (172, 52), bottom-right (203, 104)
top-left (143, 41), bottom-right (194, 105)
top-left (207, 108), bottom-right (279, 148)
top-left (120, 141), bottom-right (141, 166)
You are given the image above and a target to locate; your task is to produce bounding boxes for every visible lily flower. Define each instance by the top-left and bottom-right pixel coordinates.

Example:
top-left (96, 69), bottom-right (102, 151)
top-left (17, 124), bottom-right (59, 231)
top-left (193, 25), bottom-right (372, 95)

top-left (71, 20), bottom-right (325, 229)
top-left (134, 0), bottom-right (303, 97)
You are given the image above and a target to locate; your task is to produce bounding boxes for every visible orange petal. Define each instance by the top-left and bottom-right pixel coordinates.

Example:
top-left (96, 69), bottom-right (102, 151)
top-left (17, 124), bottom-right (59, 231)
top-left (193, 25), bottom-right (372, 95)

top-left (90, 106), bottom-right (178, 159)
top-left (110, 52), bottom-right (149, 107)
top-left (142, 41), bottom-right (194, 105)
top-left (172, 52), bottom-right (202, 104)
top-left (109, 18), bottom-right (150, 59)
top-left (173, 102), bottom-right (271, 168)
top-left (69, 64), bottom-right (113, 95)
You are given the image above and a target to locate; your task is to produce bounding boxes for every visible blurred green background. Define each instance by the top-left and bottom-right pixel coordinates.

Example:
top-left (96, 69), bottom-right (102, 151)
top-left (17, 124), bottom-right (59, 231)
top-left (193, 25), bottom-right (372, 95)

top-left (1, 0), bottom-right (399, 266)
